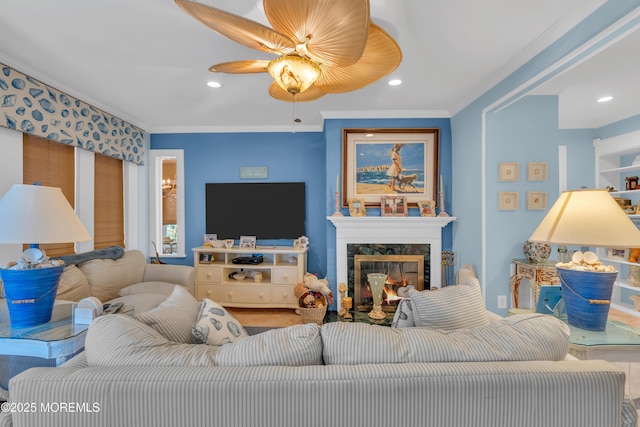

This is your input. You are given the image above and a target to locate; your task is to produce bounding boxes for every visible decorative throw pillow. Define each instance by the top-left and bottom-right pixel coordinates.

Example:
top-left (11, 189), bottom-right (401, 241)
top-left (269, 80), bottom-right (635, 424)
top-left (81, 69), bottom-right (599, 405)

top-left (214, 324), bottom-right (323, 366)
top-left (321, 314), bottom-right (569, 365)
top-left (391, 298), bottom-right (416, 328)
top-left (408, 277), bottom-right (489, 329)
top-left (134, 285), bottom-right (200, 343)
top-left (192, 298), bottom-right (248, 345)
top-left (86, 314), bottom-right (218, 367)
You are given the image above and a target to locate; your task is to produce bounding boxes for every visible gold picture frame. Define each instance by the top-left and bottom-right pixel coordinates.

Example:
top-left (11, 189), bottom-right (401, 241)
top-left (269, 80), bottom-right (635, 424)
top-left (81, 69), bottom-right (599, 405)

top-left (348, 198), bottom-right (366, 217)
top-left (498, 162), bottom-right (519, 182)
top-left (527, 191), bottom-right (547, 210)
top-left (527, 162), bottom-right (548, 181)
top-left (417, 200), bottom-right (436, 217)
top-left (380, 196), bottom-right (408, 216)
top-left (342, 128), bottom-right (439, 207)
top-left (498, 192), bottom-right (518, 210)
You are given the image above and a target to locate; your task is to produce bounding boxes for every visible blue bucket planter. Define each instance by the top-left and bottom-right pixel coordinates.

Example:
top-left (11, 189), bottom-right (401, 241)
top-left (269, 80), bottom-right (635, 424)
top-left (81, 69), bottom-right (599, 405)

top-left (557, 267), bottom-right (617, 331)
top-left (0, 265), bottom-right (64, 328)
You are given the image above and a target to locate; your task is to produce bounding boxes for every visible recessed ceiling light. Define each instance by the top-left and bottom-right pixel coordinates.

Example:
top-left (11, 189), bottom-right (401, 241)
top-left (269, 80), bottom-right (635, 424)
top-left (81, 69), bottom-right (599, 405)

top-left (597, 96), bottom-right (613, 103)
top-left (388, 79), bottom-right (402, 86)
top-left (207, 81), bottom-right (222, 88)
top-left (365, 133), bottom-right (374, 137)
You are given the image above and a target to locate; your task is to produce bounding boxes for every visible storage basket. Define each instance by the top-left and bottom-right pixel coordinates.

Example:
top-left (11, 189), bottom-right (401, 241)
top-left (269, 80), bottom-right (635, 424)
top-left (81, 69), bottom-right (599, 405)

top-left (557, 267), bottom-right (617, 331)
top-left (298, 305), bottom-right (327, 325)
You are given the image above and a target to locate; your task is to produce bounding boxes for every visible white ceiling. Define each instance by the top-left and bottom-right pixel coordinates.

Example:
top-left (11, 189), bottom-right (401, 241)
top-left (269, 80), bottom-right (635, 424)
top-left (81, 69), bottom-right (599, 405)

top-left (1, 0), bottom-right (630, 133)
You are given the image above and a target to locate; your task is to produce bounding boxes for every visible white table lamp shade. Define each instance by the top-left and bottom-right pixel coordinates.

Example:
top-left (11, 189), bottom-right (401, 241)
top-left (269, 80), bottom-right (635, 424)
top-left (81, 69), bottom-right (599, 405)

top-left (0, 184), bottom-right (91, 244)
top-left (528, 189), bottom-right (640, 248)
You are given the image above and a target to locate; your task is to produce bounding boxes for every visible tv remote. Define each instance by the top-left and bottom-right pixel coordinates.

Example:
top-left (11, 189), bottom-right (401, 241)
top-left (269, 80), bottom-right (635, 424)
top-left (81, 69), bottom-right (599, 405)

top-left (103, 302), bottom-right (124, 315)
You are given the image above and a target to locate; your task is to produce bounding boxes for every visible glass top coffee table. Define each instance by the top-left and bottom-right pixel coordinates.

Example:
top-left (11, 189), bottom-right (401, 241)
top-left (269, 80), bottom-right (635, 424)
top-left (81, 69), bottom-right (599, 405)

top-left (0, 303), bottom-right (89, 394)
top-left (566, 319), bottom-right (640, 362)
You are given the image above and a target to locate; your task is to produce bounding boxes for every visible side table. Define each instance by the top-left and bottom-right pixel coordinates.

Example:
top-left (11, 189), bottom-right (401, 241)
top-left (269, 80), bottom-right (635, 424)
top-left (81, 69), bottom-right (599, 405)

top-left (0, 303), bottom-right (88, 394)
top-left (509, 259), bottom-right (559, 309)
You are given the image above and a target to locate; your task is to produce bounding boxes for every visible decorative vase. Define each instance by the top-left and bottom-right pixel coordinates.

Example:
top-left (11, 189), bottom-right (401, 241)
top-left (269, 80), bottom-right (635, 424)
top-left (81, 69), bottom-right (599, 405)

top-left (367, 273), bottom-right (387, 320)
top-left (523, 240), bottom-right (551, 263)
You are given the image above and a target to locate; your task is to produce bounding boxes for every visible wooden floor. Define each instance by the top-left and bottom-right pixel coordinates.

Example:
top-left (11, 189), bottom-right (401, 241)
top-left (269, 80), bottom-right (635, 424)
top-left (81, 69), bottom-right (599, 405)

top-left (227, 307), bottom-right (303, 328)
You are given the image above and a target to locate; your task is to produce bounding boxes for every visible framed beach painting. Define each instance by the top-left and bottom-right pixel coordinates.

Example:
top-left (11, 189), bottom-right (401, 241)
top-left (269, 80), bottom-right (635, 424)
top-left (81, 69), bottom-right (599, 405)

top-left (342, 128), bottom-right (439, 207)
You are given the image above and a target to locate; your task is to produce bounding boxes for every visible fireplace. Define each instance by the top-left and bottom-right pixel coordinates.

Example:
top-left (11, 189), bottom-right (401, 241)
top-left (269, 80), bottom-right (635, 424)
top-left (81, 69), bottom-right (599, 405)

top-left (328, 216), bottom-right (455, 313)
top-left (354, 254), bottom-right (425, 312)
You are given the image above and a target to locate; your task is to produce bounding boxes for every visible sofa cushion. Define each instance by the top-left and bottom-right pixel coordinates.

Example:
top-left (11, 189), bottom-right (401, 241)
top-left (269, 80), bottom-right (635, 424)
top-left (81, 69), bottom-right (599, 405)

top-left (215, 324), bottom-right (323, 366)
top-left (321, 314), bottom-right (569, 365)
top-left (408, 278), bottom-right (489, 329)
top-left (134, 285), bottom-right (200, 343)
top-left (192, 298), bottom-right (248, 345)
top-left (85, 314), bottom-right (218, 367)
top-left (55, 264), bottom-right (91, 301)
top-left (118, 281), bottom-right (178, 298)
top-left (390, 298), bottom-right (415, 328)
top-left (105, 293), bottom-right (168, 314)
top-left (79, 250), bottom-right (146, 301)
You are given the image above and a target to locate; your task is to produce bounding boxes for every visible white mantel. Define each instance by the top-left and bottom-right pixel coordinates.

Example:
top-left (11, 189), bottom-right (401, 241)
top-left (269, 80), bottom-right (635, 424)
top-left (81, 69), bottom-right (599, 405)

top-left (328, 216), bottom-right (456, 310)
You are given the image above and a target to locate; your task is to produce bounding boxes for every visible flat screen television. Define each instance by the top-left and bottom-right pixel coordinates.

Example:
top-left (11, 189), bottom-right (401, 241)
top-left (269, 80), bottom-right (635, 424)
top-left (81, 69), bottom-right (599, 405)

top-left (206, 182), bottom-right (305, 240)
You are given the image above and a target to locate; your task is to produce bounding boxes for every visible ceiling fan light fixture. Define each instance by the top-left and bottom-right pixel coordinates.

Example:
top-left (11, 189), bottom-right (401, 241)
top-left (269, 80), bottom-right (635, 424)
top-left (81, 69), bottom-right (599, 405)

top-left (267, 54), bottom-right (321, 95)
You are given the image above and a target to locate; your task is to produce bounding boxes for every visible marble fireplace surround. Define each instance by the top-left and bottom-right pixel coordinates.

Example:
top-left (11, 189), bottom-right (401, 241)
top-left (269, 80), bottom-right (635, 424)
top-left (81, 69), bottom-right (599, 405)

top-left (328, 216), bottom-right (456, 312)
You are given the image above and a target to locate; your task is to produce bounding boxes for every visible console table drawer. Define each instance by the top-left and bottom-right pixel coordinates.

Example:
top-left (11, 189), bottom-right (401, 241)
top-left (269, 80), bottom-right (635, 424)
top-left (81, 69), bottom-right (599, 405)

top-left (272, 268), bottom-right (298, 285)
top-left (197, 267), bottom-right (221, 283)
top-left (271, 286), bottom-right (297, 305)
top-left (222, 285), bottom-right (270, 304)
top-left (196, 284), bottom-right (221, 301)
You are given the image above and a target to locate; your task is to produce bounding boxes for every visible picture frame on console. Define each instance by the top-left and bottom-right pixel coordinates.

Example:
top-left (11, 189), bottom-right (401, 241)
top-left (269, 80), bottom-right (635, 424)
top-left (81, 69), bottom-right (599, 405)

top-left (381, 196), bottom-right (408, 216)
top-left (199, 253), bottom-right (213, 264)
top-left (240, 236), bottom-right (256, 248)
top-left (342, 128), bottom-right (439, 207)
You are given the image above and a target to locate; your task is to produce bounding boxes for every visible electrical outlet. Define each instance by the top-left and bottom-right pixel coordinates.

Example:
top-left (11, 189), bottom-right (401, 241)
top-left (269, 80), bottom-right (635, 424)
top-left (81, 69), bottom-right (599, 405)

top-left (497, 295), bottom-right (507, 309)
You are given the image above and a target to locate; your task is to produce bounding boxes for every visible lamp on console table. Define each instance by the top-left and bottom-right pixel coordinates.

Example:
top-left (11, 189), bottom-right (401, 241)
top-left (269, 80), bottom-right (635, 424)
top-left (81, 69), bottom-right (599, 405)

top-left (528, 189), bottom-right (640, 331)
top-left (0, 184), bottom-right (91, 328)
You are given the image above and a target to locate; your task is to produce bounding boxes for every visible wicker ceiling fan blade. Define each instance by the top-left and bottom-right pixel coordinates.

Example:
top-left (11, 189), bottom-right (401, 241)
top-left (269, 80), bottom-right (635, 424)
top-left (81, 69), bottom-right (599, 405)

top-left (209, 60), bottom-right (270, 74)
top-left (264, 0), bottom-right (369, 67)
top-left (268, 82), bottom-right (326, 102)
top-left (315, 24), bottom-right (401, 93)
top-left (175, 0), bottom-right (295, 55)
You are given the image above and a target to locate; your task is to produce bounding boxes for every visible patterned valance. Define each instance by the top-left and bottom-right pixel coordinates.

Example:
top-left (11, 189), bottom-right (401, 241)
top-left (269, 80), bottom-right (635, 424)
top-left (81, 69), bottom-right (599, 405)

top-left (0, 63), bottom-right (145, 165)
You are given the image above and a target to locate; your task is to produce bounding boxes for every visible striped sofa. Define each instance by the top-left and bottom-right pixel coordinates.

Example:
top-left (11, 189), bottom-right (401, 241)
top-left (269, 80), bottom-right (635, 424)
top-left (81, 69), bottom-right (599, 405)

top-left (1, 313), bottom-right (637, 427)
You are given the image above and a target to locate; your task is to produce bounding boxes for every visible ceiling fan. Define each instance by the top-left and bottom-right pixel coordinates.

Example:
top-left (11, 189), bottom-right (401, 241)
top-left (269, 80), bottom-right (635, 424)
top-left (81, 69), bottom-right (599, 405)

top-left (174, 0), bottom-right (402, 102)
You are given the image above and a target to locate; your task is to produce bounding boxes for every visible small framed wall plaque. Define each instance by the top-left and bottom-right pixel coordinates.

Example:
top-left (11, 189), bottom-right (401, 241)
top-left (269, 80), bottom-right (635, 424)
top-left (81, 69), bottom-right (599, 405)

top-left (527, 191), bottom-right (547, 210)
top-left (498, 192), bottom-right (518, 210)
top-left (527, 162), bottom-right (547, 181)
top-left (498, 162), bottom-right (519, 182)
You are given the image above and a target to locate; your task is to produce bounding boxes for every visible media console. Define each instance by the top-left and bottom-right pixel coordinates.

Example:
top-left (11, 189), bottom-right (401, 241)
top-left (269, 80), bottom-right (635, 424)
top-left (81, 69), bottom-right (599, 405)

top-left (192, 246), bottom-right (307, 308)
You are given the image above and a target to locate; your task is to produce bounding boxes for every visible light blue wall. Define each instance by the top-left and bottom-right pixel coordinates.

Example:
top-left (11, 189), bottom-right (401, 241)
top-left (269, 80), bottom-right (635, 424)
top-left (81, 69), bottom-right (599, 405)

top-left (150, 132), bottom-right (327, 277)
top-left (452, 0), bottom-right (640, 315)
top-left (485, 95), bottom-right (593, 314)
